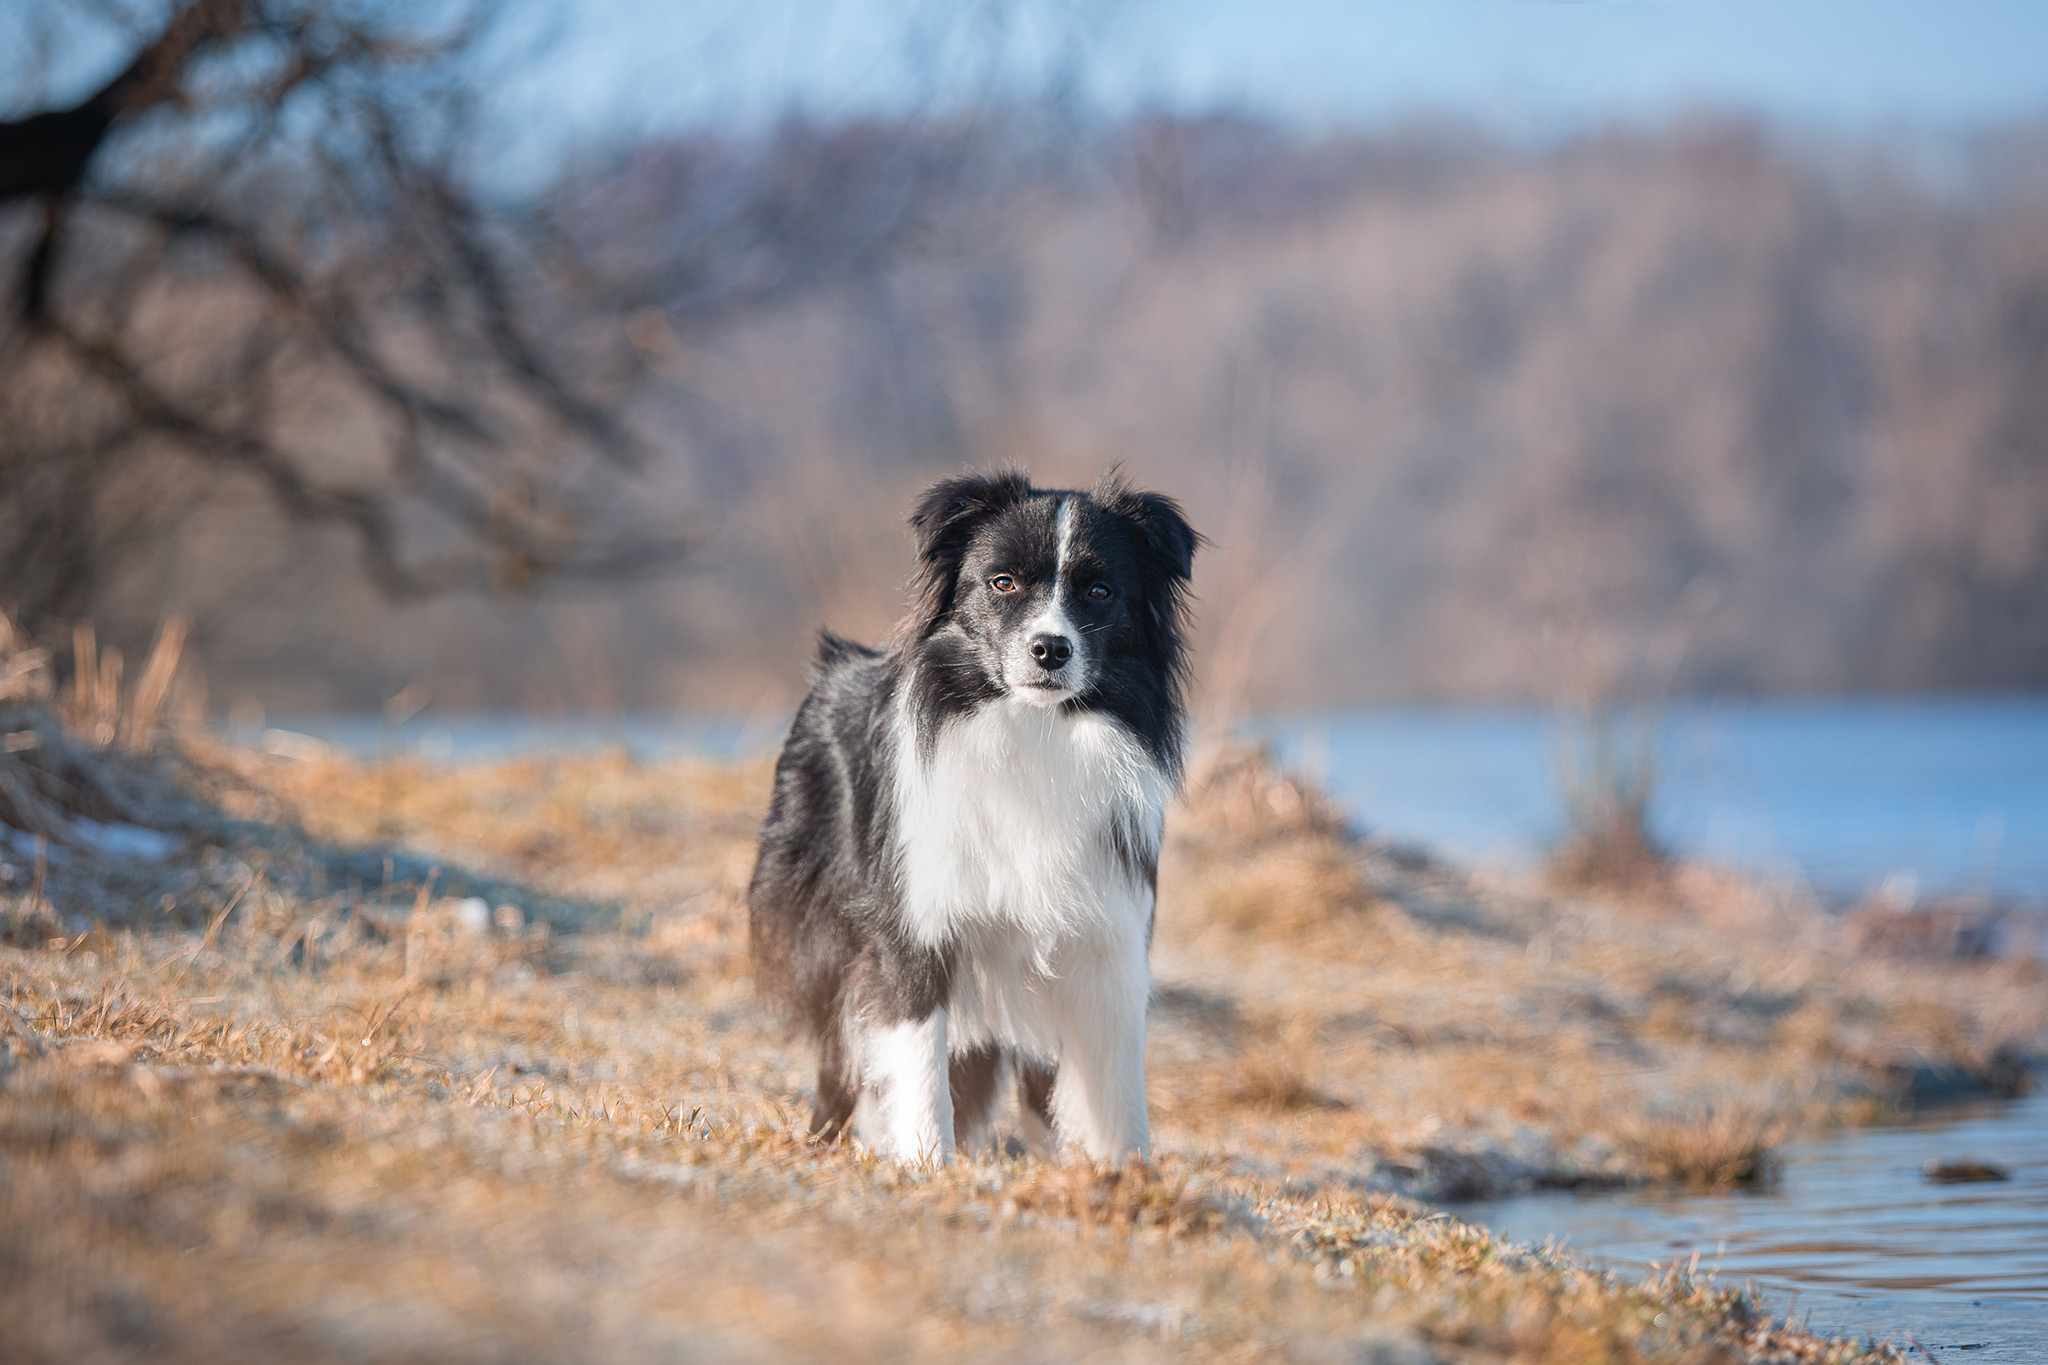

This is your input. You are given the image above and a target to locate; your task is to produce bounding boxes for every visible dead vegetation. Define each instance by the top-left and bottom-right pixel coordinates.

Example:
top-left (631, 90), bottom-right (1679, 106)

top-left (0, 617), bottom-right (211, 847)
top-left (1172, 744), bottom-right (1381, 938)
top-left (1608, 1104), bottom-right (1790, 1188)
top-left (0, 701), bottom-right (2037, 1361)
top-left (1545, 707), bottom-right (1672, 896)
top-left (1230, 1043), bottom-right (1354, 1113)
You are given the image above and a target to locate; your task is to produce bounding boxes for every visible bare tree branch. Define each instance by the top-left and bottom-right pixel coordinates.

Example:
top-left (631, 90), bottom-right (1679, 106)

top-left (0, 0), bottom-right (715, 633)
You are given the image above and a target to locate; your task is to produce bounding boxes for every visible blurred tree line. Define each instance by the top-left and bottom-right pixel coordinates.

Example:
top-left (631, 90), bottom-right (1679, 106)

top-left (4, 3), bottom-right (2045, 714)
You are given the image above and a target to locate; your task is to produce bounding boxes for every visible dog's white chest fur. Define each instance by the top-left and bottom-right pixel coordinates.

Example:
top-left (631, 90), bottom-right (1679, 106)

top-left (860, 694), bottom-right (1166, 1159)
top-left (893, 698), bottom-right (1168, 949)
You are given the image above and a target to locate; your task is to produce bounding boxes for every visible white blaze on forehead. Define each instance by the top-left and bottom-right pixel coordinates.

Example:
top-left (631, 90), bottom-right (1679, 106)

top-left (1055, 497), bottom-right (1075, 582)
top-left (1027, 497), bottom-right (1078, 640)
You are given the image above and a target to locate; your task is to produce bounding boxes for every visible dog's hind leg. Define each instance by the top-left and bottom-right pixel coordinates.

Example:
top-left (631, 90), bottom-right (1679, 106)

top-left (949, 1045), bottom-right (1003, 1154)
top-left (1015, 1056), bottom-right (1058, 1158)
top-left (809, 1026), bottom-right (858, 1140)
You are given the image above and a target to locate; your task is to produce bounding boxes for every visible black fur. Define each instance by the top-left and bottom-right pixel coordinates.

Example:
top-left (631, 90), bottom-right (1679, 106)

top-left (748, 469), bottom-right (1199, 1146)
top-left (947, 1044), bottom-right (1005, 1148)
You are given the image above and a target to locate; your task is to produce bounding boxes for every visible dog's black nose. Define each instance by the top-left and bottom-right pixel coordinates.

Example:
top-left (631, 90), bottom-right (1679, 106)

top-left (1029, 633), bottom-right (1072, 670)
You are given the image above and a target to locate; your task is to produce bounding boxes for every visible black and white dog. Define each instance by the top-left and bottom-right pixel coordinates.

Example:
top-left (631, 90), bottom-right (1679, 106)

top-left (748, 469), bottom-right (1198, 1164)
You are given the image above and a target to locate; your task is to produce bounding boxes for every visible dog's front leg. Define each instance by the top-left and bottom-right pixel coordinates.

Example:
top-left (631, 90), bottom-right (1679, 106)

top-left (1049, 924), bottom-right (1151, 1161)
top-left (857, 1009), bottom-right (955, 1165)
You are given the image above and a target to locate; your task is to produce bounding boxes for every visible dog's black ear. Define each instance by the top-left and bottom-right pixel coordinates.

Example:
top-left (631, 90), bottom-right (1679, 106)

top-left (905, 469), bottom-right (1032, 631)
top-left (908, 470), bottom-right (1031, 557)
top-left (1095, 470), bottom-right (1198, 582)
top-left (1125, 490), bottom-right (1197, 582)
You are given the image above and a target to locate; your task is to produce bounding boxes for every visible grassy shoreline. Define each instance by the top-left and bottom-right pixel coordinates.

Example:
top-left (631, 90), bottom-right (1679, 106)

top-left (3, 722), bottom-right (2041, 1362)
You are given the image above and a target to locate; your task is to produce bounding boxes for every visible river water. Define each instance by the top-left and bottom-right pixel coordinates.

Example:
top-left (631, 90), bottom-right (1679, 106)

top-left (1455, 1091), bottom-right (2048, 1360)
top-left (1251, 696), bottom-right (2048, 906)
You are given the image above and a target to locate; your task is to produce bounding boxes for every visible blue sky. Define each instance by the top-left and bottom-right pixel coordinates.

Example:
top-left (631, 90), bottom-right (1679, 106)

top-left (504, 0), bottom-right (2048, 143)
top-left (9, 1), bottom-right (2048, 152)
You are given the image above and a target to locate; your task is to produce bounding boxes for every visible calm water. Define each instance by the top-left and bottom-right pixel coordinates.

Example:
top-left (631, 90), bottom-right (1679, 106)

top-left (259, 711), bottom-right (771, 765)
top-left (1458, 1092), bottom-right (2048, 1360)
top-left (1254, 697), bottom-right (2048, 904)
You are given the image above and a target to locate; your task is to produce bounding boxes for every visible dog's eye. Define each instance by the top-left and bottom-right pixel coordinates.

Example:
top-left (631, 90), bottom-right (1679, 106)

top-left (989, 574), bottom-right (1018, 593)
top-left (1087, 583), bottom-right (1112, 601)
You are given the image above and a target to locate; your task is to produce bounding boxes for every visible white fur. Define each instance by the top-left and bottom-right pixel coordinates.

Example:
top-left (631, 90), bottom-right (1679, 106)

top-left (1044, 918), bottom-right (1151, 1158)
top-left (889, 689), bottom-right (1168, 1161)
top-left (851, 1012), bottom-right (953, 1163)
top-left (894, 697), bottom-right (1166, 947)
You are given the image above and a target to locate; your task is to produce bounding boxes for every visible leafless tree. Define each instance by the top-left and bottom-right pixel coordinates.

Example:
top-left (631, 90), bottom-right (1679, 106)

top-left (0, 0), bottom-right (972, 643)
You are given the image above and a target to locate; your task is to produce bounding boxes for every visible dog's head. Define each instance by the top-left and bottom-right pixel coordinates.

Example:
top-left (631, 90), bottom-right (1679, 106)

top-left (905, 469), bottom-right (1198, 715)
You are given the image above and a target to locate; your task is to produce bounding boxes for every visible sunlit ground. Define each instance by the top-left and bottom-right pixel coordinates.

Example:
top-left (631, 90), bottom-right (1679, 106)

top-left (5, 704), bottom-right (2040, 1362)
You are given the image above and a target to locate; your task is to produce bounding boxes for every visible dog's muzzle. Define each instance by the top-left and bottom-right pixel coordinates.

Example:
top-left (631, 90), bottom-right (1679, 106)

top-left (1029, 633), bottom-right (1072, 672)
top-left (1012, 624), bottom-right (1083, 701)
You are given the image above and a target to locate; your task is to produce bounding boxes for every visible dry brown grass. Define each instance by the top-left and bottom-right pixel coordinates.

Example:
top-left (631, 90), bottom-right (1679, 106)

top-left (1609, 1104), bottom-right (1790, 1187)
top-left (1170, 744), bottom-right (1382, 940)
top-left (2, 721), bottom-right (2032, 1362)
top-left (1546, 712), bottom-right (1672, 896)
top-left (1225, 1037), bottom-right (1354, 1113)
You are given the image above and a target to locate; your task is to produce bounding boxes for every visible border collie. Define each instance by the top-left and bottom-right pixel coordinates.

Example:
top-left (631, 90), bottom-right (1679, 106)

top-left (748, 469), bottom-right (1198, 1164)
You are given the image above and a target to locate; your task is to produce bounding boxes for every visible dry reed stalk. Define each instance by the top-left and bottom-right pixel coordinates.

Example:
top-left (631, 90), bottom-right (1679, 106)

top-left (63, 620), bottom-right (92, 733)
top-left (62, 620), bottom-right (124, 747)
top-left (404, 871), bottom-right (439, 982)
top-left (1193, 391), bottom-right (1351, 742)
top-left (2, 613), bottom-right (67, 848)
top-left (0, 612), bottom-right (52, 705)
top-left (1548, 707), bottom-right (1670, 894)
top-left (98, 645), bottom-right (123, 744)
top-left (56, 616), bottom-right (193, 753)
top-left (121, 616), bottom-right (188, 752)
